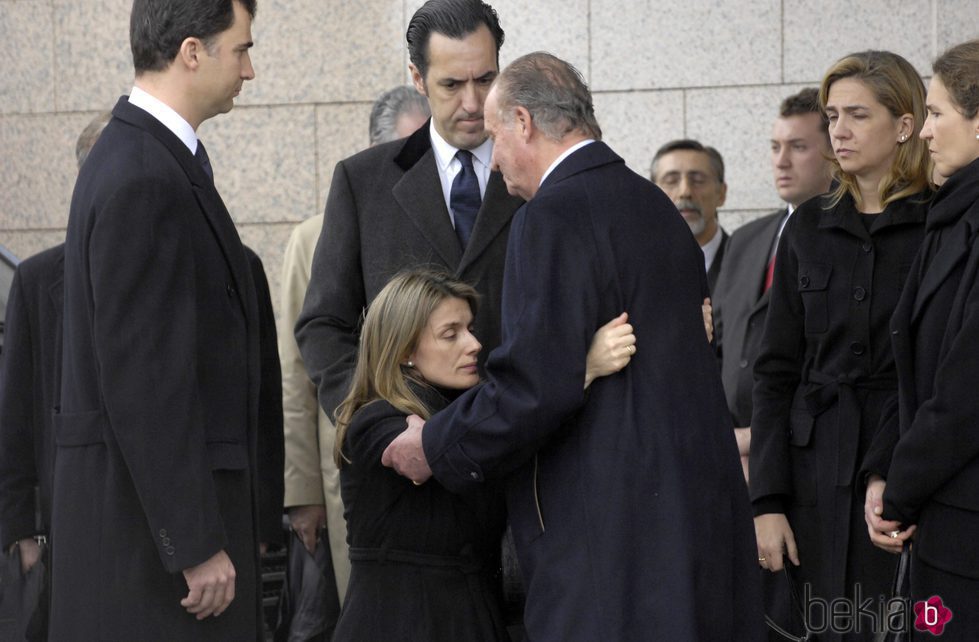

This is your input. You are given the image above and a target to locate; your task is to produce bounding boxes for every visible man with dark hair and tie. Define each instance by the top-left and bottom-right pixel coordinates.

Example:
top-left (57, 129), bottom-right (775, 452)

top-left (296, 0), bottom-right (521, 418)
top-left (295, 0), bottom-right (524, 632)
top-left (54, 0), bottom-right (266, 639)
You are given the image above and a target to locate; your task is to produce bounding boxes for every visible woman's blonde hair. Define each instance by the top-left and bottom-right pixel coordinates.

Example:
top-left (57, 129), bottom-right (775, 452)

top-left (334, 268), bottom-right (479, 467)
top-left (818, 50), bottom-right (930, 209)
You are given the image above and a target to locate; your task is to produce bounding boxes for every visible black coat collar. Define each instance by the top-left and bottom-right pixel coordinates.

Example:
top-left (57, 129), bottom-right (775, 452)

top-left (817, 190), bottom-right (930, 240)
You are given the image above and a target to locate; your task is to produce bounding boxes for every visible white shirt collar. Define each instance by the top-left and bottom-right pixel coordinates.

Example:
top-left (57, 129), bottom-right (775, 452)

top-left (128, 86), bottom-right (199, 154)
top-left (539, 139), bottom-right (595, 187)
top-left (701, 224), bottom-right (723, 273)
top-left (429, 120), bottom-right (493, 174)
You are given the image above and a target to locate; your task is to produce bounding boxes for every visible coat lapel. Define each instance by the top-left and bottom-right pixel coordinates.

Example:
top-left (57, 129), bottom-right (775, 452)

top-left (912, 221), bottom-right (971, 324)
top-left (111, 98), bottom-right (254, 319)
top-left (392, 150), bottom-right (463, 267)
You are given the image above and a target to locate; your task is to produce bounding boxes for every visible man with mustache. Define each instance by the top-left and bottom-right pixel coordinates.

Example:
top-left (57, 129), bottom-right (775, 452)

top-left (651, 139), bottom-right (729, 293)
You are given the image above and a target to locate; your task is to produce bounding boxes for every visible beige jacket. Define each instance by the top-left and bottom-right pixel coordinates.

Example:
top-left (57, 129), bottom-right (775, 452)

top-left (278, 213), bottom-right (349, 601)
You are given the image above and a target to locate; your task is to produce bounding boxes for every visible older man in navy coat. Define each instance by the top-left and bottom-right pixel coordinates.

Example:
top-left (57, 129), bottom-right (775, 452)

top-left (383, 52), bottom-right (764, 641)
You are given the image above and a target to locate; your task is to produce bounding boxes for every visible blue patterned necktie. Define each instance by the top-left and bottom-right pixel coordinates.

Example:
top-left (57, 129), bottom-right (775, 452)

top-left (195, 140), bottom-right (213, 181)
top-left (450, 150), bottom-right (481, 248)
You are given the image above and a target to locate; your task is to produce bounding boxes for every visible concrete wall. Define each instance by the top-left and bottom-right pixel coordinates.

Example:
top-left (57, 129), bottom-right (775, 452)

top-left (1, 0), bottom-right (976, 314)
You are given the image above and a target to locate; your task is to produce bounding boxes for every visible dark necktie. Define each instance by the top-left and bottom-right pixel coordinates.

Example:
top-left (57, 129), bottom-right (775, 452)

top-left (450, 150), bottom-right (481, 248)
top-left (195, 140), bottom-right (213, 181)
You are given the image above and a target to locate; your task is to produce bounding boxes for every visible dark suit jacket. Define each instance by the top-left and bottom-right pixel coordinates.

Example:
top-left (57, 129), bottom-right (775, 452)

top-left (706, 228), bottom-right (729, 294)
top-left (713, 211), bottom-right (783, 426)
top-left (423, 142), bottom-right (764, 641)
top-left (296, 121), bottom-right (523, 417)
top-left (0, 245), bottom-right (63, 549)
top-left (55, 97), bottom-right (264, 640)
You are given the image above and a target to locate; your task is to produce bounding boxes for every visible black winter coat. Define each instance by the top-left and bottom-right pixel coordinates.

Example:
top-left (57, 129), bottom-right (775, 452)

top-left (425, 142), bottom-right (765, 642)
top-left (334, 384), bottom-right (508, 642)
top-left (750, 190), bottom-right (928, 615)
top-left (54, 97), bottom-right (266, 641)
top-left (876, 159), bottom-right (979, 634)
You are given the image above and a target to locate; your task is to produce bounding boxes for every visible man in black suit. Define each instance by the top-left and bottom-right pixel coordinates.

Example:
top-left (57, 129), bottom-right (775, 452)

top-left (712, 88), bottom-right (832, 480)
top-left (651, 139), bottom-right (730, 293)
top-left (0, 111), bottom-right (109, 578)
top-left (55, 1), bottom-right (266, 639)
top-left (295, 0), bottom-right (522, 420)
top-left (382, 52), bottom-right (765, 641)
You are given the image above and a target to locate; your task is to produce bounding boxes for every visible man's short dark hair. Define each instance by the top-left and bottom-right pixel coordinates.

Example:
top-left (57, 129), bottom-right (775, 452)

top-left (406, 0), bottom-right (504, 80)
top-left (779, 87), bottom-right (830, 146)
top-left (650, 139), bottom-right (725, 184)
top-left (369, 86), bottom-right (431, 146)
top-left (130, 0), bottom-right (256, 74)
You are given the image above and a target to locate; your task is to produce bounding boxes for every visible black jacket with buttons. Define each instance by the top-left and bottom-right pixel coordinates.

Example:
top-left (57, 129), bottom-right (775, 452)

top-left (748, 190), bottom-right (928, 599)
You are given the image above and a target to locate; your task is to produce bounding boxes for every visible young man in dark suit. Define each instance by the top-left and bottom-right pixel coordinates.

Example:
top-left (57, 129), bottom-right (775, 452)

top-left (55, 1), bottom-right (266, 638)
top-left (383, 52), bottom-right (766, 642)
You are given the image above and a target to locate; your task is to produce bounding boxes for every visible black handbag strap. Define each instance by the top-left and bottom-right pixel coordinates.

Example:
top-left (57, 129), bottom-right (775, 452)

top-left (763, 565), bottom-right (813, 642)
top-left (765, 543), bottom-right (913, 642)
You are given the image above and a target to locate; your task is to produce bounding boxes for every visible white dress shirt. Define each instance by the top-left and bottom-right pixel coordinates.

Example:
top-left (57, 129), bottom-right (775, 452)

top-left (429, 120), bottom-right (493, 228)
top-left (128, 86), bottom-right (199, 155)
top-left (701, 225), bottom-right (724, 274)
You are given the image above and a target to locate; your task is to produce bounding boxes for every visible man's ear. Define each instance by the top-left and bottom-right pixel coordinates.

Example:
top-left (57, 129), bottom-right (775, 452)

top-left (178, 37), bottom-right (206, 70)
top-left (409, 64), bottom-right (428, 97)
top-left (514, 105), bottom-right (533, 141)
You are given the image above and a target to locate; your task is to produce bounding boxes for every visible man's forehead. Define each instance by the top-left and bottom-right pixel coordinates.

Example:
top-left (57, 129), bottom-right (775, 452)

top-left (773, 113), bottom-right (824, 140)
top-left (658, 150), bottom-right (715, 174)
top-left (425, 29), bottom-right (497, 68)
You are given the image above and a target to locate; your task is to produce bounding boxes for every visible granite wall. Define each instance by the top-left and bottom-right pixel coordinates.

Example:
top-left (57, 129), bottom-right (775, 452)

top-left (1, 0), bottom-right (976, 315)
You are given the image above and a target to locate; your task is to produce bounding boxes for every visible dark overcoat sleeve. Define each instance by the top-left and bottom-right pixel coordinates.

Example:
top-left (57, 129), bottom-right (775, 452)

top-left (295, 160), bottom-right (365, 420)
top-left (0, 267), bottom-right (39, 548)
top-left (422, 189), bottom-right (598, 492)
top-left (883, 258), bottom-right (979, 524)
top-left (246, 249), bottom-right (285, 546)
top-left (86, 172), bottom-right (226, 571)
top-left (749, 214), bottom-right (806, 515)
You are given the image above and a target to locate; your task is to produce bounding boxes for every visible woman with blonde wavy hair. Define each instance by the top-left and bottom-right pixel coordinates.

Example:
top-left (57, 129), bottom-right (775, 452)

top-left (750, 50), bottom-right (931, 639)
top-left (331, 267), bottom-right (635, 641)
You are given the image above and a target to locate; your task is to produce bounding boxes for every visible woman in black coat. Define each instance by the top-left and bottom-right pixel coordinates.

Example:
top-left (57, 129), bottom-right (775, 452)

top-left (750, 50), bottom-right (931, 639)
top-left (330, 269), bottom-right (634, 642)
top-left (864, 40), bottom-right (979, 640)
